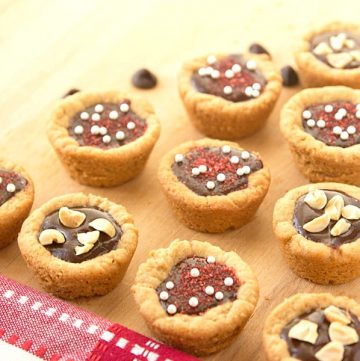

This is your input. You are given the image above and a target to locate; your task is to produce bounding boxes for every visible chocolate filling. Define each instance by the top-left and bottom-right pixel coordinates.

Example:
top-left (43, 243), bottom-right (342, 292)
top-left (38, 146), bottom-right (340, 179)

top-left (281, 308), bottom-right (360, 361)
top-left (302, 101), bottom-right (360, 147)
top-left (40, 207), bottom-right (122, 263)
top-left (156, 256), bottom-right (240, 315)
top-left (68, 102), bottom-right (147, 149)
top-left (0, 169), bottom-right (27, 207)
top-left (172, 146), bottom-right (263, 196)
top-left (294, 190), bottom-right (360, 248)
top-left (192, 54), bottom-right (267, 102)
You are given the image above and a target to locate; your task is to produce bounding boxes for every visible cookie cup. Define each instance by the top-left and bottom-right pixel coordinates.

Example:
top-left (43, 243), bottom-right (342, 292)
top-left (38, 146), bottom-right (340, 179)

top-left (158, 138), bottom-right (270, 233)
top-left (47, 91), bottom-right (160, 187)
top-left (295, 22), bottom-right (360, 88)
top-left (18, 193), bottom-right (138, 299)
top-left (273, 182), bottom-right (360, 285)
top-left (281, 86), bottom-right (360, 185)
top-left (178, 53), bottom-right (282, 140)
top-left (0, 159), bottom-right (34, 248)
top-left (263, 293), bottom-right (360, 361)
top-left (132, 239), bottom-right (259, 356)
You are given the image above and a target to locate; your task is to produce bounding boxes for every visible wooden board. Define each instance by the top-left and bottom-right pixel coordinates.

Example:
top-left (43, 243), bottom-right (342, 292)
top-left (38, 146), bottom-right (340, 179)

top-left (1, 1), bottom-right (359, 360)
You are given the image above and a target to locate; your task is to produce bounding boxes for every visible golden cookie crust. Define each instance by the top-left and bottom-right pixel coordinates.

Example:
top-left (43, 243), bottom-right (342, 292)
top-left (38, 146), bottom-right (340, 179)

top-left (47, 90), bottom-right (161, 187)
top-left (295, 22), bottom-right (360, 88)
top-left (158, 138), bottom-right (271, 233)
top-left (0, 159), bottom-right (34, 248)
top-left (281, 86), bottom-right (360, 185)
top-left (18, 193), bottom-right (138, 299)
top-left (178, 53), bottom-right (282, 140)
top-left (273, 182), bottom-right (360, 285)
top-left (263, 293), bottom-right (360, 361)
top-left (132, 239), bottom-right (259, 356)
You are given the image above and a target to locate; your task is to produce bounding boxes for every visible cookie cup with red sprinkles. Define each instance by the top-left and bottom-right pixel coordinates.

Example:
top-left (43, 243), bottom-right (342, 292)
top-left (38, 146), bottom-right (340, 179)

top-left (158, 138), bottom-right (270, 233)
top-left (132, 239), bottom-right (259, 356)
top-left (47, 90), bottom-right (160, 187)
top-left (281, 86), bottom-right (360, 185)
top-left (178, 53), bottom-right (282, 140)
top-left (0, 159), bottom-right (34, 248)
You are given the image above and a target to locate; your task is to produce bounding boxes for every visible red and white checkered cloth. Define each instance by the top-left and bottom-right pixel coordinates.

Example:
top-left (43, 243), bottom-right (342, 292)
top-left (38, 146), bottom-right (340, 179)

top-left (0, 275), bottom-right (200, 361)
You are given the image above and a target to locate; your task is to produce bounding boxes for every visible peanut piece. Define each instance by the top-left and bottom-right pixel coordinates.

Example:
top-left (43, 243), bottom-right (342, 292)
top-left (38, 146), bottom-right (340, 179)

top-left (315, 341), bottom-right (344, 361)
top-left (304, 189), bottom-right (327, 210)
top-left (330, 218), bottom-right (351, 237)
top-left (329, 322), bottom-right (359, 345)
top-left (303, 214), bottom-right (330, 233)
top-left (324, 306), bottom-right (351, 325)
top-left (313, 42), bottom-right (333, 56)
top-left (325, 195), bottom-right (344, 221)
top-left (75, 242), bottom-right (94, 256)
top-left (342, 205), bottom-right (360, 220)
top-left (77, 231), bottom-right (100, 245)
top-left (89, 218), bottom-right (116, 237)
top-left (288, 320), bottom-right (318, 344)
top-left (327, 53), bottom-right (353, 69)
top-left (59, 207), bottom-right (86, 228)
top-left (39, 229), bottom-right (65, 245)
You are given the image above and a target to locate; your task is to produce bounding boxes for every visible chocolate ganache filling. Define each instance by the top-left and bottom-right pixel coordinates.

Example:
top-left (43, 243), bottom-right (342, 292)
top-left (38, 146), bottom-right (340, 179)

top-left (192, 54), bottom-right (267, 102)
top-left (172, 146), bottom-right (263, 196)
top-left (0, 169), bottom-right (27, 206)
top-left (156, 256), bottom-right (240, 316)
top-left (281, 308), bottom-right (360, 361)
top-left (40, 207), bottom-right (122, 263)
top-left (294, 190), bottom-right (360, 248)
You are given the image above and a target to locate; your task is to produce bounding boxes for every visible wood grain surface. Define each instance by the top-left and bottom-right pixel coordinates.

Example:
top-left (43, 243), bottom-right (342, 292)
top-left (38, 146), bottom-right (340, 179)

top-left (1, 1), bottom-right (360, 360)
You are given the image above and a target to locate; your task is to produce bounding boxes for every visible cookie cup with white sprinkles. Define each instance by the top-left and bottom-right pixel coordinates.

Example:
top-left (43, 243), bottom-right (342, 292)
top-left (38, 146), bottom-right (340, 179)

top-left (158, 138), bottom-right (270, 233)
top-left (0, 159), bottom-right (34, 248)
top-left (18, 193), bottom-right (138, 299)
top-left (281, 86), bottom-right (360, 185)
top-left (132, 239), bottom-right (259, 356)
top-left (47, 90), bottom-right (160, 187)
top-left (178, 53), bottom-right (282, 140)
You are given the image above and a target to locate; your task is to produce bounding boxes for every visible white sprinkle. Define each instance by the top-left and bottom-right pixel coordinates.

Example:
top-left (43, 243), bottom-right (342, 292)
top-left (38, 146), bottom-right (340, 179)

top-left (230, 155), bottom-right (240, 164)
top-left (206, 181), bottom-right (216, 190)
top-left (166, 281), bottom-right (174, 290)
top-left (211, 70), bottom-right (220, 79)
top-left (159, 291), bottom-right (169, 301)
top-left (80, 112), bottom-right (89, 120)
top-left (120, 103), bottom-right (130, 113)
top-left (174, 154), bottom-right (184, 163)
top-left (246, 60), bottom-right (257, 70)
top-left (225, 69), bottom-right (234, 79)
top-left (188, 297), bottom-right (199, 308)
top-left (252, 89), bottom-right (260, 98)
top-left (242, 166), bottom-right (251, 175)
top-left (99, 126), bottom-right (107, 135)
top-left (198, 67), bottom-right (207, 76)
top-left (6, 183), bottom-right (16, 193)
top-left (245, 86), bottom-right (253, 97)
top-left (215, 291), bottom-right (224, 301)
top-left (333, 126), bottom-right (342, 135)
top-left (0, 177), bottom-right (2, 184)
top-left (167, 304), bottom-right (177, 315)
top-left (127, 122), bottom-right (136, 130)
top-left (232, 63), bottom-right (241, 73)
top-left (207, 55), bottom-right (217, 65)
top-left (74, 125), bottom-right (84, 135)
top-left (198, 165), bottom-right (207, 173)
top-left (224, 277), bottom-right (234, 286)
top-left (252, 82), bottom-right (261, 91)
top-left (324, 104), bottom-right (333, 113)
top-left (94, 104), bottom-right (104, 113)
top-left (306, 119), bottom-right (316, 127)
top-left (116, 131), bottom-right (125, 140)
top-left (237, 168), bottom-right (245, 176)
top-left (356, 110), bottom-right (360, 119)
top-left (223, 85), bottom-right (233, 95)
top-left (241, 151), bottom-right (250, 160)
top-left (190, 268), bottom-right (200, 277)
top-left (205, 286), bottom-right (215, 295)
top-left (91, 113), bottom-right (101, 121)
top-left (109, 110), bottom-right (119, 120)
top-left (217, 173), bottom-right (226, 182)
top-left (90, 125), bottom-right (100, 135)
top-left (340, 131), bottom-right (349, 140)
top-left (205, 67), bottom-right (213, 75)
top-left (347, 125), bottom-right (356, 135)
top-left (192, 167), bottom-right (200, 176)
top-left (222, 145), bottom-right (231, 153)
top-left (207, 256), bottom-right (216, 264)
top-left (302, 110), bottom-right (312, 119)
top-left (338, 108), bottom-right (347, 116)
top-left (102, 135), bottom-right (111, 144)
top-left (335, 112), bottom-right (344, 121)
top-left (317, 119), bottom-right (326, 128)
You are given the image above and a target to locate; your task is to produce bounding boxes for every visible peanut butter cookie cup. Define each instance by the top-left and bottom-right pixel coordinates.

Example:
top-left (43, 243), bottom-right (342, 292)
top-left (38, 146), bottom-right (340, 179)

top-left (281, 86), bottom-right (360, 185)
top-left (158, 138), bottom-right (270, 233)
top-left (273, 183), bottom-right (360, 285)
top-left (0, 159), bottom-right (34, 248)
top-left (295, 22), bottom-right (360, 88)
top-left (264, 293), bottom-right (360, 361)
top-left (132, 239), bottom-right (259, 356)
top-left (178, 53), bottom-right (282, 140)
top-left (18, 193), bottom-right (138, 299)
top-left (47, 91), bottom-right (160, 187)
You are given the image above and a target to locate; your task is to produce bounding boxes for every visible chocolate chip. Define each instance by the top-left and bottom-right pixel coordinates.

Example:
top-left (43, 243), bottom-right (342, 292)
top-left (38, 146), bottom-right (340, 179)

top-left (281, 65), bottom-right (299, 87)
top-left (132, 69), bottom-right (157, 89)
top-left (62, 88), bottom-right (80, 98)
top-left (249, 43), bottom-right (271, 57)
